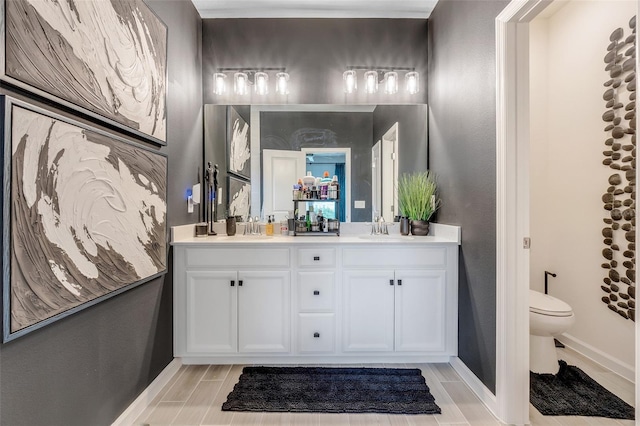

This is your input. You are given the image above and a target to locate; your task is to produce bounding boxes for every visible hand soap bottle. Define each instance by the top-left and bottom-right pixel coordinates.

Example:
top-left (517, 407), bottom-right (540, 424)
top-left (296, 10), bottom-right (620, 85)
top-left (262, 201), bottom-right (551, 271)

top-left (265, 215), bottom-right (274, 236)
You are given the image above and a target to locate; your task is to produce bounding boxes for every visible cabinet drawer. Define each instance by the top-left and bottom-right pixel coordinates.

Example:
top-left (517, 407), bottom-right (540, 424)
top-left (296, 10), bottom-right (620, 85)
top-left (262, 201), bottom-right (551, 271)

top-left (297, 271), bottom-right (335, 312)
top-left (186, 248), bottom-right (290, 268)
top-left (298, 313), bottom-right (335, 353)
top-left (297, 248), bottom-right (336, 267)
top-left (342, 247), bottom-right (447, 268)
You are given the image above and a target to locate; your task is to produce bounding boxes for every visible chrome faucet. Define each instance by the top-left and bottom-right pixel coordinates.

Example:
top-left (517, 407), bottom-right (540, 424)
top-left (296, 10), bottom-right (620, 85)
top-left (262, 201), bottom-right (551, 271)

top-left (370, 216), bottom-right (389, 235)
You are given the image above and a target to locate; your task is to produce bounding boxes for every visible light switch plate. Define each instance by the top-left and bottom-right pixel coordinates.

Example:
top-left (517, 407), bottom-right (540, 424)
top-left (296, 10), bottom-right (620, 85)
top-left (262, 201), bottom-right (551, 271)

top-left (354, 200), bottom-right (365, 209)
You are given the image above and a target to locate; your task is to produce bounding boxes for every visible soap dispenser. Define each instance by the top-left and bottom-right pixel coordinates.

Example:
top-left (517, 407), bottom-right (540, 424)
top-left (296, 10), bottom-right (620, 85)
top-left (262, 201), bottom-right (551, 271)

top-left (266, 215), bottom-right (274, 236)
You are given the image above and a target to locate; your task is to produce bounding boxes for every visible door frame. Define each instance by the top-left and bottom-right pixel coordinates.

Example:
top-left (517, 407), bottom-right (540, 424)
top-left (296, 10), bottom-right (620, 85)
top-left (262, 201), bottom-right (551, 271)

top-left (496, 0), bottom-right (640, 424)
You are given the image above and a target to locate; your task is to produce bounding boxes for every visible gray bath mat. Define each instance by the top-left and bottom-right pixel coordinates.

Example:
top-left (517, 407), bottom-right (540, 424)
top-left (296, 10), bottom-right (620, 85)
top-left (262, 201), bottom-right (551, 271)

top-left (530, 360), bottom-right (634, 419)
top-left (221, 366), bottom-right (441, 414)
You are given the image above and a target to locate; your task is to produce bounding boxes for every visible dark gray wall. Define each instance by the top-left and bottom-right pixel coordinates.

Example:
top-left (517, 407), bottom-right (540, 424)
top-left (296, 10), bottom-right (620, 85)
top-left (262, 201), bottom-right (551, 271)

top-left (202, 19), bottom-right (428, 105)
top-left (260, 112), bottom-right (373, 222)
top-left (428, 0), bottom-right (508, 393)
top-left (0, 1), bottom-right (203, 424)
top-left (373, 104), bottom-right (429, 177)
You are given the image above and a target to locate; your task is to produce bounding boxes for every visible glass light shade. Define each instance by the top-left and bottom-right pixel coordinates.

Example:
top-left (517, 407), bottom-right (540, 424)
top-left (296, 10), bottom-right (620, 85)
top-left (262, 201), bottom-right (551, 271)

top-left (406, 71), bottom-right (420, 95)
top-left (254, 71), bottom-right (269, 95)
top-left (276, 72), bottom-right (289, 95)
top-left (234, 72), bottom-right (249, 95)
top-left (364, 70), bottom-right (378, 94)
top-left (343, 70), bottom-right (357, 94)
top-left (213, 72), bottom-right (227, 95)
top-left (384, 71), bottom-right (398, 94)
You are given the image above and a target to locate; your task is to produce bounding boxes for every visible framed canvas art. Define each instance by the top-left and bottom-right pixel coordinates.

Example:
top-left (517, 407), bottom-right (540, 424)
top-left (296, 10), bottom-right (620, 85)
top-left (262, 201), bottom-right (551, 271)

top-left (227, 107), bottom-right (251, 179)
top-left (1, 0), bottom-right (168, 144)
top-left (1, 96), bottom-right (167, 342)
top-left (227, 174), bottom-right (251, 220)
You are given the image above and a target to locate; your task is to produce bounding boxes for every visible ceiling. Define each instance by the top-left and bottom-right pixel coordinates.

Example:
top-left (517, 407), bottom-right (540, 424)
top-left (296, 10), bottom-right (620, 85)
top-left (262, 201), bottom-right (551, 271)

top-left (192, 0), bottom-right (437, 19)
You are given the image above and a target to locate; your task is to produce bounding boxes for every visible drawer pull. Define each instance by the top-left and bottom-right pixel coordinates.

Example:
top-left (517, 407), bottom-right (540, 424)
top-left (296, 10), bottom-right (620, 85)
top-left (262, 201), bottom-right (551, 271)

top-left (230, 280), bottom-right (235, 287)
top-left (313, 256), bottom-right (320, 261)
top-left (313, 290), bottom-right (320, 295)
top-left (390, 279), bottom-right (394, 286)
top-left (313, 332), bottom-right (320, 338)
top-left (239, 280), bottom-right (243, 287)
top-left (397, 279), bottom-right (402, 286)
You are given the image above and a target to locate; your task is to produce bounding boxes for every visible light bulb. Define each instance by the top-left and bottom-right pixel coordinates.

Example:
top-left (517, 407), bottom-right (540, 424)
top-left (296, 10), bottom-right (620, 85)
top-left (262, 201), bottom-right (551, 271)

top-left (255, 72), bottom-right (268, 95)
top-left (364, 70), bottom-right (378, 94)
top-left (276, 72), bottom-right (289, 95)
top-left (213, 73), bottom-right (226, 95)
top-left (234, 72), bottom-right (248, 95)
top-left (384, 71), bottom-right (398, 94)
top-left (406, 71), bottom-right (419, 95)
top-left (343, 70), bottom-right (357, 94)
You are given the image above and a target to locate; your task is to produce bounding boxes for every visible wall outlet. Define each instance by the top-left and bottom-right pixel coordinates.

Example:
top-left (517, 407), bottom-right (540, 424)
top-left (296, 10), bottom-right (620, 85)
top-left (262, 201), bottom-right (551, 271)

top-left (354, 200), bottom-right (365, 209)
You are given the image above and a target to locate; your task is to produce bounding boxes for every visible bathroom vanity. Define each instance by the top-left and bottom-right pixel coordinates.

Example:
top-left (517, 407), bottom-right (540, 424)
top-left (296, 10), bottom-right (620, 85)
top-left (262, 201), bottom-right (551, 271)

top-left (172, 224), bottom-right (460, 364)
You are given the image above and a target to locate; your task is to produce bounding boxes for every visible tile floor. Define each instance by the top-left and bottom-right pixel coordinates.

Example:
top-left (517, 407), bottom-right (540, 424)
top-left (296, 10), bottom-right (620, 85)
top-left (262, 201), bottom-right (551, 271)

top-left (134, 348), bottom-right (635, 425)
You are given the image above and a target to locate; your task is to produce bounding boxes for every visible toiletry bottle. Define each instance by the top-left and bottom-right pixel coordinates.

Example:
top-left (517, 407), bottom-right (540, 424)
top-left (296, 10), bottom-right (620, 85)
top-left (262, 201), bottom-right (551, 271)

top-left (305, 210), bottom-right (311, 232)
top-left (331, 175), bottom-right (340, 200)
top-left (266, 215), bottom-right (274, 236)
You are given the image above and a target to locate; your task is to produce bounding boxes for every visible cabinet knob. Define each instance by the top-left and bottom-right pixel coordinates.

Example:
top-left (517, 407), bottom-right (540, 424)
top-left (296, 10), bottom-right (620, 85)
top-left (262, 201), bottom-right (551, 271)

top-left (313, 332), bottom-right (320, 338)
top-left (313, 290), bottom-right (320, 295)
top-left (397, 279), bottom-right (402, 286)
top-left (230, 280), bottom-right (235, 287)
top-left (313, 256), bottom-right (320, 261)
top-left (390, 279), bottom-right (394, 286)
top-left (238, 280), bottom-right (243, 287)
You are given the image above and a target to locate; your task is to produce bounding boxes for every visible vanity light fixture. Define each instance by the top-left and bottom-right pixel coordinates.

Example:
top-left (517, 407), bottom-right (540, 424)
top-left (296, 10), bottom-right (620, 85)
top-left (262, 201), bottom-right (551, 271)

top-left (213, 72), bottom-right (227, 95)
top-left (364, 70), bottom-right (379, 94)
top-left (343, 70), bottom-right (357, 94)
top-left (344, 66), bottom-right (419, 95)
top-left (276, 72), bottom-right (290, 95)
top-left (384, 71), bottom-right (398, 94)
top-left (213, 68), bottom-right (289, 96)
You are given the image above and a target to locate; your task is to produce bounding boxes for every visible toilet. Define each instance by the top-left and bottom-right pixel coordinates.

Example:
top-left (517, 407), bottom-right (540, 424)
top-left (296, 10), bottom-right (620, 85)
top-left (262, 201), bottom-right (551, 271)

top-left (529, 289), bottom-right (575, 374)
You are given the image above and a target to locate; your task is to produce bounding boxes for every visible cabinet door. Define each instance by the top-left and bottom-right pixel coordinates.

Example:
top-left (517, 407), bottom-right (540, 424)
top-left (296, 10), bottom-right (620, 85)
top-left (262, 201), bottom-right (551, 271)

top-left (395, 270), bottom-right (446, 352)
top-left (343, 270), bottom-right (395, 351)
top-left (185, 271), bottom-right (238, 353)
top-left (238, 271), bottom-right (291, 353)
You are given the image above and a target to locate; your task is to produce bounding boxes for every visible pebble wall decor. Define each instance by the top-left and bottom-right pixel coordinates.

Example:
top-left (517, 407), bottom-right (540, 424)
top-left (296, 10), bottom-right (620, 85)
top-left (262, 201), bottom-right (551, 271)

top-left (602, 16), bottom-right (637, 321)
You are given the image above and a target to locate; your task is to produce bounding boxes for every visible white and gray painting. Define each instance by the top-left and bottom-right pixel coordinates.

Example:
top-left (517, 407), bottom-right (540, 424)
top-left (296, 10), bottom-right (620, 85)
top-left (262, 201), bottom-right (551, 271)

top-left (5, 0), bottom-right (167, 142)
top-left (9, 104), bottom-right (167, 334)
top-left (228, 176), bottom-right (250, 220)
top-left (228, 108), bottom-right (250, 178)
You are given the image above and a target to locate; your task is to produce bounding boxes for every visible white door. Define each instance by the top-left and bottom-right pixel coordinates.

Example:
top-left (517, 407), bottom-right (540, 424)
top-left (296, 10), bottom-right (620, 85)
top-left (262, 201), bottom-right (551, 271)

top-left (395, 270), bottom-right (446, 352)
top-left (372, 141), bottom-right (382, 220)
top-left (238, 271), bottom-right (291, 353)
top-left (381, 123), bottom-right (398, 220)
top-left (342, 270), bottom-right (395, 351)
top-left (185, 270), bottom-right (238, 353)
top-left (263, 149), bottom-right (306, 222)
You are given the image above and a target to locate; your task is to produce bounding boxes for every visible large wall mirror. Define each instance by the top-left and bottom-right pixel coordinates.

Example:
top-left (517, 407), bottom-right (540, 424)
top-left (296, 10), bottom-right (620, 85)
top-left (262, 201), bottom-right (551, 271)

top-left (203, 104), bottom-right (428, 223)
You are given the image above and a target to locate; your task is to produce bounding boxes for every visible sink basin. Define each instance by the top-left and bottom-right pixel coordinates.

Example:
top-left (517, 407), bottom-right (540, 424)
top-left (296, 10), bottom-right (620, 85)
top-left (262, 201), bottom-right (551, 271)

top-left (358, 235), bottom-right (414, 242)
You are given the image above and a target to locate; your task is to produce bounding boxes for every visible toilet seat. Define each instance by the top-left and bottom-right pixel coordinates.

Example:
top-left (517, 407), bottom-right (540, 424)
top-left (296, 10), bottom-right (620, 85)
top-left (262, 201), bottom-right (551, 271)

top-left (529, 290), bottom-right (573, 317)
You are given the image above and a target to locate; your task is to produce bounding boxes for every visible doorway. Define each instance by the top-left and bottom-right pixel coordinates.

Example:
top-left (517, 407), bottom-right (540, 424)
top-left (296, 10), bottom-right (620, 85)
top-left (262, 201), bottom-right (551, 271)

top-left (496, 0), bottom-right (639, 424)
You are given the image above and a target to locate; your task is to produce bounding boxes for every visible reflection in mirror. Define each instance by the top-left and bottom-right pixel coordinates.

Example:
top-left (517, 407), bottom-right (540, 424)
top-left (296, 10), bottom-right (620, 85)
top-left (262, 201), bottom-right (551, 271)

top-left (203, 104), bottom-right (428, 223)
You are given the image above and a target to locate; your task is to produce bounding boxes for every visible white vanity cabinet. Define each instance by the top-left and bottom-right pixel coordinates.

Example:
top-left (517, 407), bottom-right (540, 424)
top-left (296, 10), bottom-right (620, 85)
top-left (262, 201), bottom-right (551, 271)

top-left (172, 228), bottom-right (459, 364)
top-left (342, 269), bottom-right (446, 353)
top-left (174, 247), bottom-right (291, 359)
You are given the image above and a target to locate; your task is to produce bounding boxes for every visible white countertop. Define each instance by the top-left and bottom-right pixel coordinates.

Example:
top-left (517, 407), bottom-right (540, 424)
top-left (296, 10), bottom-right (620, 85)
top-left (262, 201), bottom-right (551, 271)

top-left (171, 222), bottom-right (461, 245)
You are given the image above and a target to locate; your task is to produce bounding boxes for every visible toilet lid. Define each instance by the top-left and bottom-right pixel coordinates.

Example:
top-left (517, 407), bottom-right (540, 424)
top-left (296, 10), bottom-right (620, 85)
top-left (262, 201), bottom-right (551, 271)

top-left (529, 290), bottom-right (573, 316)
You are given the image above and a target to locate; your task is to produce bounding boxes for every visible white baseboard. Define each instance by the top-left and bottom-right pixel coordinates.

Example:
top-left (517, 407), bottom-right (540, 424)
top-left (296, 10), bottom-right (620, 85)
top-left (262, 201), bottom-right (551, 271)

top-left (558, 333), bottom-right (635, 382)
top-left (111, 358), bottom-right (182, 426)
top-left (450, 357), bottom-right (499, 418)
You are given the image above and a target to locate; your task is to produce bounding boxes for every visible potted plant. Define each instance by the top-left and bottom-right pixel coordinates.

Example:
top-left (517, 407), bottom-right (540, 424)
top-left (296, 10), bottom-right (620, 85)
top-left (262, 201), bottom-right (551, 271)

top-left (397, 171), bottom-right (441, 236)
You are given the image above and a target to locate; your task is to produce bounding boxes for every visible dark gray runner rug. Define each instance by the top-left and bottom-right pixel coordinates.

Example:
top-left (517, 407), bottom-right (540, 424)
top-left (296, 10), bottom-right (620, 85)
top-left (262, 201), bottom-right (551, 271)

top-left (530, 360), bottom-right (634, 420)
top-left (221, 366), bottom-right (441, 414)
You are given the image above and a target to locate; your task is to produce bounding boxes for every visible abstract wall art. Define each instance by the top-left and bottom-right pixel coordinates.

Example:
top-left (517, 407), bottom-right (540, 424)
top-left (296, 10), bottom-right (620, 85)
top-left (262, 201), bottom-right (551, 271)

top-left (228, 174), bottom-right (251, 220)
top-left (1, 96), bottom-right (167, 342)
top-left (228, 107), bottom-right (251, 179)
top-left (1, 0), bottom-right (167, 144)
top-left (601, 16), bottom-right (636, 321)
